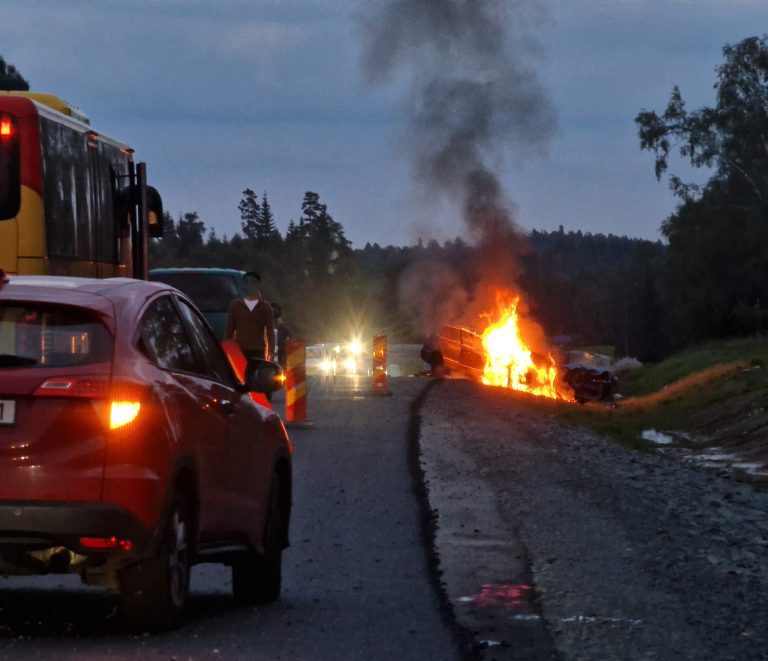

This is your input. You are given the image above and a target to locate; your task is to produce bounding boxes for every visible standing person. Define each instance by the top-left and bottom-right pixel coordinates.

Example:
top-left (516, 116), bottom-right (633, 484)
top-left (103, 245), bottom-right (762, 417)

top-left (224, 271), bottom-right (275, 362)
top-left (274, 312), bottom-right (292, 369)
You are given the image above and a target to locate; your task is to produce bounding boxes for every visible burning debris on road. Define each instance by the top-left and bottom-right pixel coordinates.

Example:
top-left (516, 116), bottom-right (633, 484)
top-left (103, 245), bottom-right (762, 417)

top-left (425, 289), bottom-right (575, 402)
top-left (562, 355), bottom-right (617, 404)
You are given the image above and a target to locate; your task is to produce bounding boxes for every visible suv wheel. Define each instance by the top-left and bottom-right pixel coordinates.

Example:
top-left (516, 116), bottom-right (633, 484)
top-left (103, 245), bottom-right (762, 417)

top-left (119, 493), bottom-right (191, 631)
top-left (232, 473), bottom-right (284, 604)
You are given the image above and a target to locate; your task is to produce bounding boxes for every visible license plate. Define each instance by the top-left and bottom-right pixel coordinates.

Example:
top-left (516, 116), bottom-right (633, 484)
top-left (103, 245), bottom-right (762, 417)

top-left (0, 400), bottom-right (15, 426)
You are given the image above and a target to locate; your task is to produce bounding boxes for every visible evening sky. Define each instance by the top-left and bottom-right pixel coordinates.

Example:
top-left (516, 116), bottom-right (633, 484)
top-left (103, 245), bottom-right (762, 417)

top-left (1, 0), bottom-right (765, 247)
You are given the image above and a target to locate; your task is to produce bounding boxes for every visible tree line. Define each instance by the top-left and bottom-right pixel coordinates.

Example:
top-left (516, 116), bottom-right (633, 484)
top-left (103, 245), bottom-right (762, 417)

top-left (635, 34), bottom-right (768, 347)
top-left (151, 35), bottom-right (767, 360)
top-left (7, 34), bottom-right (765, 362)
top-left (150, 191), bottom-right (668, 358)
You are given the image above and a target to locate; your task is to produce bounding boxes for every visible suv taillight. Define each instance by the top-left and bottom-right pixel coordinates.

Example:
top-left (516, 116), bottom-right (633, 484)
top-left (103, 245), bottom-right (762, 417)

top-left (34, 377), bottom-right (146, 430)
top-left (34, 377), bottom-right (110, 399)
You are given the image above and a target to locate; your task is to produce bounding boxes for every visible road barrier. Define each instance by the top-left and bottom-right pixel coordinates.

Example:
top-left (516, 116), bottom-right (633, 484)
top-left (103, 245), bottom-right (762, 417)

top-left (285, 338), bottom-right (314, 428)
top-left (371, 334), bottom-right (389, 395)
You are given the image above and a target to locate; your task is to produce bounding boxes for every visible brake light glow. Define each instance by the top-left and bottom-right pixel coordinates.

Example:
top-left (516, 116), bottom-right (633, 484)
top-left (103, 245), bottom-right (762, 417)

top-left (35, 377), bottom-right (110, 399)
top-left (79, 536), bottom-right (133, 552)
top-left (0, 119), bottom-right (12, 138)
top-left (34, 377), bottom-right (146, 429)
top-left (110, 401), bottom-right (141, 429)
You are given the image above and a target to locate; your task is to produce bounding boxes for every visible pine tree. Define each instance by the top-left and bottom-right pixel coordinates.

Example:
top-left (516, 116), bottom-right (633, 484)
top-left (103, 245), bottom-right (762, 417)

top-left (0, 57), bottom-right (29, 91)
top-left (238, 188), bottom-right (261, 241)
top-left (257, 192), bottom-right (282, 247)
top-left (300, 191), bottom-right (351, 278)
top-left (285, 219), bottom-right (304, 244)
top-left (176, 212), bottom-right (206, 259)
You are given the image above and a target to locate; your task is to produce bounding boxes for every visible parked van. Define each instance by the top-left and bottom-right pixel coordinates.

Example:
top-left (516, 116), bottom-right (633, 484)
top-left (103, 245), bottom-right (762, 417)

top-left (148, 268), bottom-right (246, 339)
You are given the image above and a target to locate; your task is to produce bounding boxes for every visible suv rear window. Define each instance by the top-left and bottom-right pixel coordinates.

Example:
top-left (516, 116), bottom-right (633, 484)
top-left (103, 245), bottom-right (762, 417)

top-left (0, 304), bottom-right (112, 368)
top-left (149, 273), bottom-right (240, 312)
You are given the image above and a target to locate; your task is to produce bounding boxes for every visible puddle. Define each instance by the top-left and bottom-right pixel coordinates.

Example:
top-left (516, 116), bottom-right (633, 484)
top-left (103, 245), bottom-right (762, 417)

top-left (478, 640), bottom-right (506, 648)
top-left (510, 613), bottom-right (542, 621)
top-left (559, 615), bottom-right (642, 627)
top-left (680, 448), bottom-right (768, 476)
top-left (641, 429), bottom-right (674, 445)
top-left (732, 462), bottom-right (768, 475)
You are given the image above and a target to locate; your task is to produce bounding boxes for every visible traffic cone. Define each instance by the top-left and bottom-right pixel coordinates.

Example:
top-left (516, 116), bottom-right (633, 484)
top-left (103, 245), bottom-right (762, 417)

top-left (285, 338), bottom-right (315, 428)
top-left (371, 334), bottom-right (391, 396)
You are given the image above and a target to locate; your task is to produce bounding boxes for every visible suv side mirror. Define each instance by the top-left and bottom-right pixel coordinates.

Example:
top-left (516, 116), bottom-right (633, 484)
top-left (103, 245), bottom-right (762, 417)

top-left (245, 358), bottom-right (285, 393)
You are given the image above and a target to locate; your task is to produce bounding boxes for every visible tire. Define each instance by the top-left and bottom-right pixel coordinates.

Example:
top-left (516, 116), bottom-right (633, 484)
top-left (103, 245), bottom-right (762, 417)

top-left (119, 493), bottom-right (191, 632)
top-left (232, 473), bottom-right (284, 604)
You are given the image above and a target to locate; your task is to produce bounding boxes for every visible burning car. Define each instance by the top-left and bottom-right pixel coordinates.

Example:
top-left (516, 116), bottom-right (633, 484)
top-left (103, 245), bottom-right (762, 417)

top-left (562, 351), bottom-right (617, 404)
top-left (432, 293), bottom-right (574, 402)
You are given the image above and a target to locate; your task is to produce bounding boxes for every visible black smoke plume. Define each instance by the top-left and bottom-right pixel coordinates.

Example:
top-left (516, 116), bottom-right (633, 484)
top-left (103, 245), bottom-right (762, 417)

top-left (361, 0), bottom-right (556, 336)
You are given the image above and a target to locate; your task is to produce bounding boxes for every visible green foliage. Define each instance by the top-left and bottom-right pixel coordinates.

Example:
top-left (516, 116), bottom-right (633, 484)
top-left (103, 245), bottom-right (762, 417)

top-left (239, 189), bottom-right (281, 249)
top-left (636, 35), bottom-right (768, 347)
top-left (238, 188), bottom-right (261, 241)
top-left (0, 57), bottom-right (29, 91)
top-left (521, 229), bottom-right (668, 360)
top-left (636, 35), bottom-right (768, 206)
top-left (259, 193), bottom-right (281, 248)
top-left (558, 338), bottom-right (768, 451)
top-left (150, 184), bottom-right (676, 356)
top-left (617, 337), bottom-right (768, 398)
top-left (150, 190), bottom-right (393, 344)
top-left (299, 191), bottom-right (352, 281)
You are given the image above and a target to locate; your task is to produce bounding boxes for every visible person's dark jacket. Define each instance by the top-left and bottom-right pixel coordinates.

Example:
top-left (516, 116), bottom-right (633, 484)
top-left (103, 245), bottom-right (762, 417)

top-left (224, 298), bottom-right (275, 359)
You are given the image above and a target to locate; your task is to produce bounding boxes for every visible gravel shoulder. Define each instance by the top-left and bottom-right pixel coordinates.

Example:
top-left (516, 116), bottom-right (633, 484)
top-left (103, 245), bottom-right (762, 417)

top-left (419, 378), bottom-right (768, 661)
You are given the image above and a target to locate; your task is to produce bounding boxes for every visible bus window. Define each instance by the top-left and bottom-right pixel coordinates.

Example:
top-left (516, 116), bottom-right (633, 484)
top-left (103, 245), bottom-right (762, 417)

top-left (0, 114), bottom-right (21, 220)
top-left (39, 116), bottom-right (95, 260)
top-left (92, 143), bottom-right (119, 270)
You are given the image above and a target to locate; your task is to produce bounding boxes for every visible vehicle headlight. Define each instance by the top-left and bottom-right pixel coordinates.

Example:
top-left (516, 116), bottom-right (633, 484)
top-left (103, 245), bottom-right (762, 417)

top-left (347, 340), bottom-right (363, 356)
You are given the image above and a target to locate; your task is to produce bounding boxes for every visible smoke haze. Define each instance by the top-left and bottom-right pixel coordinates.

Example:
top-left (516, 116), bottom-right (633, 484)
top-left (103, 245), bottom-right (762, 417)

top-left (360, 0), bottom-right (556, 335)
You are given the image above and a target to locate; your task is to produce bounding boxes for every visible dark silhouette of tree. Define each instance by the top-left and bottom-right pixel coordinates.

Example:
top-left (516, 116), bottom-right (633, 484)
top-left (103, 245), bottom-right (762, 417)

top-left (257, 192), bottom-right (282, 247)
top-left (176, 212), bottom-right (206, 259)
top-left (285, 219), bottom-right (302, 244)
top-left (300, 191), bottom-right (351, 280)
top-left (0, 57), bottom-right (29, 90)
top-left (238, 188), bottom-right (261, 241)
top-left (636, 35), bottom-right (768, 210)
top-left (149, 192), bottom-right (676, 355)
top-left (636, 34), bottom-right (768, 345)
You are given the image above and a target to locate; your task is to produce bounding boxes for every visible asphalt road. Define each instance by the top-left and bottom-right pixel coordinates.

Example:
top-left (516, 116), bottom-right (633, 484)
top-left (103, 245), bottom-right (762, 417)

top-left (0, 376), bottom-right (463, 660)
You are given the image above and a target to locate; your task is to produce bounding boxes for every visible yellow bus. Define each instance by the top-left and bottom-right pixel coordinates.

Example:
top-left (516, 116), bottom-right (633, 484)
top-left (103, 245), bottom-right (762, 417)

top-left (0, 91), bottom-right (162, 278)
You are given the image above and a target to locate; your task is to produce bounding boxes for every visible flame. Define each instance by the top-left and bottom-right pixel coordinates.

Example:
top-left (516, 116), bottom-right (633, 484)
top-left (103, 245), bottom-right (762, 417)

top-left (480, 294), bottom-right (573, 401)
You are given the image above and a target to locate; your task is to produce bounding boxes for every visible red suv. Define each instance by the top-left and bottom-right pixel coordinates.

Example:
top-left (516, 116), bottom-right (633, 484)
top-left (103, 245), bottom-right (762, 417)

top-left (0, 274), bottom-right (292, 630)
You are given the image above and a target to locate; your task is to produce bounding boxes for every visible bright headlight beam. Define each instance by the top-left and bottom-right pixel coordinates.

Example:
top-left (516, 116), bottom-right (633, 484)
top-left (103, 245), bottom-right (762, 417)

top-left (347, 340), bottom-right (363, 356)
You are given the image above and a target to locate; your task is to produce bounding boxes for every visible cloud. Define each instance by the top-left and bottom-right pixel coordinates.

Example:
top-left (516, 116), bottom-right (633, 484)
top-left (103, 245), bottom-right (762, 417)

top-left (1, 0), bottom-right (765, 248)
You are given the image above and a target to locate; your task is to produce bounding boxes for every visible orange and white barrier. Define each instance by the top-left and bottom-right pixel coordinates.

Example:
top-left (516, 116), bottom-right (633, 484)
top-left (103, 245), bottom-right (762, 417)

top-left (285, 338), bottom-right (313, 426)
top-left (371, 334), bottom-right (388, 394)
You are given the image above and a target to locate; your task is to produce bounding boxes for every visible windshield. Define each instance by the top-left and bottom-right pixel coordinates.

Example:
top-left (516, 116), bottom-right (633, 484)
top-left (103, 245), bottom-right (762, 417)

top-left (0, 303), bottom-right (112, 368)
top-left (149, 273), bottom-right (241, 313)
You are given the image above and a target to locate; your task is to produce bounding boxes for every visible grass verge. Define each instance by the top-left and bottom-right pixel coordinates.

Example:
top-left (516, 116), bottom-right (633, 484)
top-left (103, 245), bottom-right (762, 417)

top-left (550, 337), bottom-right (768, 450)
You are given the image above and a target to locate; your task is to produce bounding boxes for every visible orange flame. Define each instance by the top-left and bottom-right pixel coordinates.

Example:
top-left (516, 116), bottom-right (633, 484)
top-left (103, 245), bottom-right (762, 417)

top-left (480, 294), bottom-right (573, 401)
